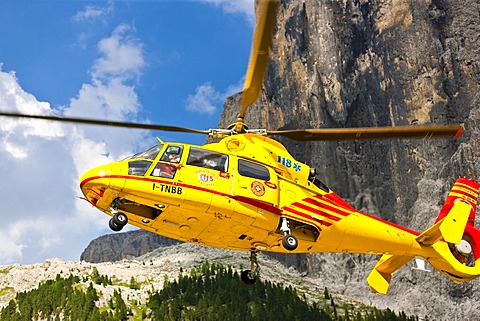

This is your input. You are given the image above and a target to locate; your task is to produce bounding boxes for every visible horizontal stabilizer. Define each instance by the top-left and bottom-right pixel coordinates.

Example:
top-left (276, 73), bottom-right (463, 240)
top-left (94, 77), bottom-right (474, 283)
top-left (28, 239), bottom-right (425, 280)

top-left (367, 254), bottom-right (413, 294)
top-left (416, 200), bottom-right (471, 246)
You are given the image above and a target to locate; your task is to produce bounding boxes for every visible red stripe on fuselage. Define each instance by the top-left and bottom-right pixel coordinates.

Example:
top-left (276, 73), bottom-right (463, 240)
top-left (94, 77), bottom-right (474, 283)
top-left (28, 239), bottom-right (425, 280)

top-left (356, 211), bottom-right (420, 236)
top-left (81, 175), bottom-right (282, 214)
top-left (282, 206), bottom-right (327, 229)
top-left (313, 194), bottom-right (419, 236)
top-left (318, 193), bottom-right (356, 211)
top-left (292, 202), bottom-right (342, 222)
top-left (304, 198), bottom-right (350, 217)
top-left (232, 195), bottom-right (282, 215)
top-left (82, 175), bottom-right (419, 236)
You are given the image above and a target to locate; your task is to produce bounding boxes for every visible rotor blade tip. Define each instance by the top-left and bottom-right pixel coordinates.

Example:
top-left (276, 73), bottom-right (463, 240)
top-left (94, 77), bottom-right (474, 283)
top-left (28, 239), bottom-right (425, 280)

top-left (455, 124), bottom-right (464, 138)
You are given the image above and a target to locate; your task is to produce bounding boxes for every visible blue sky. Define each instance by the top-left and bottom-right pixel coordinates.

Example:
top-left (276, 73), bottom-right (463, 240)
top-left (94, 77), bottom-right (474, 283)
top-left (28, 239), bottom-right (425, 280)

top-left (0, 0), bottom-right (254, 264)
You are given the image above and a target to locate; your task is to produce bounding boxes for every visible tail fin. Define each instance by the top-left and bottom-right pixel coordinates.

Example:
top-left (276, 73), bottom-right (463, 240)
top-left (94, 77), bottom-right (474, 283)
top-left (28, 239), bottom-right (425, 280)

top-left (421, 177), bottom-right (480, 261)
top-left (435, 177), bottom-right (478, 225)
top-left (415, 197), bottom-right (471, 246)
top-left (368, 177), bottom-right (480, 294)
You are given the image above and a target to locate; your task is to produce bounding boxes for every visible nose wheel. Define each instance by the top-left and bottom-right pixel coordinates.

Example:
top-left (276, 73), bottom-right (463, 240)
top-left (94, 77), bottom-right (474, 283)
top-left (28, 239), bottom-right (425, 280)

top-left (108, 203), bottom-right (128, 232)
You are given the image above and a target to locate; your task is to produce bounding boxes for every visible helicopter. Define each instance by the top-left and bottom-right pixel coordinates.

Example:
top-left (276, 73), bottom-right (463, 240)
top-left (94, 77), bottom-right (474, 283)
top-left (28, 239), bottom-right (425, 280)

top-left (1, 0), bottom-right (479, 294)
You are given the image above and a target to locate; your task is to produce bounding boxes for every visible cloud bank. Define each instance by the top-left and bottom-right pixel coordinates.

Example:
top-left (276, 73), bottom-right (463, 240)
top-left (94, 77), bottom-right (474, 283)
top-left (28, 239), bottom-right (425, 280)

top-left (0, 0), bottom-right (252, 264)
top-left (0, 23), bottom-right (149, 264)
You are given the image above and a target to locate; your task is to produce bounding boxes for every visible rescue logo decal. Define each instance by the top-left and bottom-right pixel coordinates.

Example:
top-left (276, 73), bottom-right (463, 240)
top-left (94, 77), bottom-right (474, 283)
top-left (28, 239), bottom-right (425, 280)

top-left (251, 181), bottom-right (265, 197)
top-left (195, 169), bottom-right (215, 186)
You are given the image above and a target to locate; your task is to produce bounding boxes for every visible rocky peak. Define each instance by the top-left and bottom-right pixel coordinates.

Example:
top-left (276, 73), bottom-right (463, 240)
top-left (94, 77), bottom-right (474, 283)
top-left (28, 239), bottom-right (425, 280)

top-left (80, 230), bottom-right (179, 263)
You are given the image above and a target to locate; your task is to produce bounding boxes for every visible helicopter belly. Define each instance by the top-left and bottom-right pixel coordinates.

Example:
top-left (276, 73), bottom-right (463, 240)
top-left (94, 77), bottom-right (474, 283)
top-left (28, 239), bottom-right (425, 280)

top-left (82, 171), bottom-right (320, 253)
top-left (121, 192), bottom-right (289, 251)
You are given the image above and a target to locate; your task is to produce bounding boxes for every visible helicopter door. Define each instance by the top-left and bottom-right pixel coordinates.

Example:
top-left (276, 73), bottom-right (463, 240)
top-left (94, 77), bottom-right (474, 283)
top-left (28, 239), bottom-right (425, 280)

top-left (150, 145), bottom-right (183, 180)
top-left (233, 158), bottom-right (279, 215)
top-left (148, 144), bottom-right (185, 206)
top-left (180, 147), bottom-right (231, 214)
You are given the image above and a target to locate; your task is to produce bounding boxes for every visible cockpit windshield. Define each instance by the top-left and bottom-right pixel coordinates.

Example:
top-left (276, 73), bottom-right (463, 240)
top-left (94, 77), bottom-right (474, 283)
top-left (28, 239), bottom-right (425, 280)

top-left (123, 144), bottom-right (164, 176)
top-left (125, 144), bottom-right (163, 160)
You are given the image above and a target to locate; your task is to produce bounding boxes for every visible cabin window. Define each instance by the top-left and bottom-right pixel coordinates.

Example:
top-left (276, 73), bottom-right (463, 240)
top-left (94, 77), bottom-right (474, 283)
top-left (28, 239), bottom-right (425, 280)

top-left (128, 144), bottom-right (163, 160)
top-left (238, 159), bottom-right (270, 181)
top-left (151, 163), bottom-right (177, 179)
top-left (128, 160), bottom-right (152, 176)
top-left (187, 148), bottom-right (228, 171)
top-left (160, 145), bottom-right (183, 163)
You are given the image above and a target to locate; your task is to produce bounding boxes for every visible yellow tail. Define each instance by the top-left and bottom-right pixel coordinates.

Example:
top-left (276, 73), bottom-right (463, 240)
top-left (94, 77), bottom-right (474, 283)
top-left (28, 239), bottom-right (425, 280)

top-left (367, 177), bottom-right (480, 294)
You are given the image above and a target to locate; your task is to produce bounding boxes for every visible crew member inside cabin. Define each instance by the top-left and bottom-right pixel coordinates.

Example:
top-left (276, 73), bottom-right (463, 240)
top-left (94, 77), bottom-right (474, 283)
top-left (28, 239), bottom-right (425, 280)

top-left (161, 146), bottom-right (182, 163)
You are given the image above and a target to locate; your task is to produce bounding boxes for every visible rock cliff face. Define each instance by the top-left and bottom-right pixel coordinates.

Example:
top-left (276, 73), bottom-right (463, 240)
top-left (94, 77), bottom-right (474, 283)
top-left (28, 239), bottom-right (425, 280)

top-left (219, 0), bottom-right (480, 320)
top-left (80, 230), bottom-right (179, 263)
top-left (222, 0), bottom-right (479, 219)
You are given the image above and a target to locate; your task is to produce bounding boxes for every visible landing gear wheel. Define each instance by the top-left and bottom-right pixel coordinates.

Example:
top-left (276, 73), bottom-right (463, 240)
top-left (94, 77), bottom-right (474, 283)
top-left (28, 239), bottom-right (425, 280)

top-left (113, 212), bottom-right (128, 226)
top-left (241, 270), bottom-right (257, 285)
top-left (282, 234), bottom-right (298, 251)
top-left (109, 218), bottom-right (123, 232)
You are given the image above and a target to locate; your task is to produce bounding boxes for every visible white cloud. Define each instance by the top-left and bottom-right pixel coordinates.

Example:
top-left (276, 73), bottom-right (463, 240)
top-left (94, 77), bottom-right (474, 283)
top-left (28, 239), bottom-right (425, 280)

top-left (72, 2), bottom-right (113, 23)
top-left (0, 24), bottom-right (150, 264)
top-left (0, 70), bottom-right (52, 116)
top-left (66, 79), bottom-right (140, 121)
top-left (185, 78), bottom-right (244, 115)
top-left (65, 24), bottom-right (150, 163)
top-left (2, 141), bottom-right (27, 159)
top-left (185, 83), bottom-right (221, 115)
top-left (91, 24), bottom-right (145, 81)
top-left (0, 69), bottom-right (65, 160)
top-left (199, 0), bottom-right (254, 21)
top-left (0, 233), bottom-right (25, 263)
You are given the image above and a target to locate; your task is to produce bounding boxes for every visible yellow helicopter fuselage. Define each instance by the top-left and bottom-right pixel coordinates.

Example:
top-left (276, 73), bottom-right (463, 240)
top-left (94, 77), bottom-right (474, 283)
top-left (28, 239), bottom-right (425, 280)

top-left (80, 134), bottom-right (480, 293)
top-left (80, 134), bottom-right (403, 253)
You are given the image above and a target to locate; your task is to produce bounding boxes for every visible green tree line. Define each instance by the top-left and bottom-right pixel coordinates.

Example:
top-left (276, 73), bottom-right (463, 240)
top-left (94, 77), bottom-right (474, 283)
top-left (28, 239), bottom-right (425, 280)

top-left (0, 274), bottom-right (129, 321)
top-left (147, 262), bottom-right (419, 321)
top-left (0, 262), bottom-right (420, 320)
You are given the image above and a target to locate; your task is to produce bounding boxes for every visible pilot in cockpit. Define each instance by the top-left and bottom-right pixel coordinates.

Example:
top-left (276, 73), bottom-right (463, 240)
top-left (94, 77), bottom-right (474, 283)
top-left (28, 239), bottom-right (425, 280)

top-left (161, 146), bottom-right (182, 163)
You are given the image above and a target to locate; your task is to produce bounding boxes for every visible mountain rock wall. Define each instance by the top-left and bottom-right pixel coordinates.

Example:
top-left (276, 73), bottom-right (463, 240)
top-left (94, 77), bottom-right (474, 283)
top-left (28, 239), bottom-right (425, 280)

top-left (219, 0), bottom-right (480, 320)
top-left (80, 230), bottom-right (179, 263)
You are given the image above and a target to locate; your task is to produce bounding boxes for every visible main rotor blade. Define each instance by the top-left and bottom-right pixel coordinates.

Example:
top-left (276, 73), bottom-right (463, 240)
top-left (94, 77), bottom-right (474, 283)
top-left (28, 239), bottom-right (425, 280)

top-left (267, 124), bottom-right (464, 141)
top-left (239, 0), bottom-right (279, 119)
top-left (0, 111), bottom-right (210, 135)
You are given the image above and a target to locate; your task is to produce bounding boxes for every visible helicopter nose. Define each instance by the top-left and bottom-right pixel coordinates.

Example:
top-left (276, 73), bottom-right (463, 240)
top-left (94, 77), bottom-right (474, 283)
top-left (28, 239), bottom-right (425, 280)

top-left (79, 164), bottom-right (113, 206)
top-left (80, 161), bottom-right (128, 207)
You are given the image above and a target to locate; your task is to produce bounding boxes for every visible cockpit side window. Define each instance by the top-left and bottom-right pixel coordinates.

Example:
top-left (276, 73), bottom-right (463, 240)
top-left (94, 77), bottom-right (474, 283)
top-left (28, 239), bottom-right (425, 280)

top-left (238, 159), bottom-right (270, 181)
top-left (160, 145), bottom-right (183, 164)
top-left (128, 160), bottom-right (152, 176)
top-left (149, 145), bottom-right (184, 179)
top-left (186, 148), bottom-right (228, 171)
